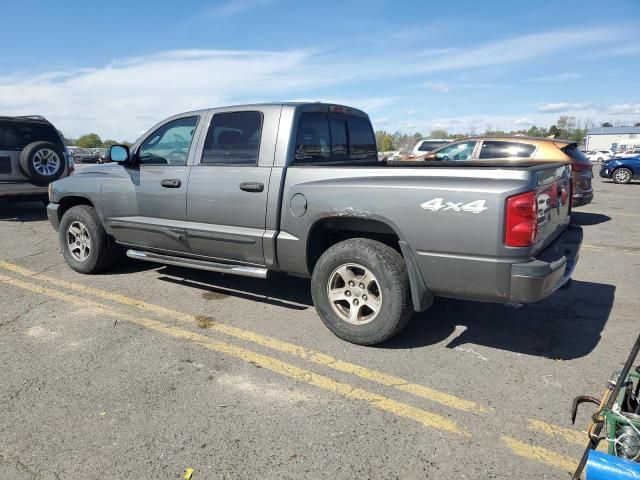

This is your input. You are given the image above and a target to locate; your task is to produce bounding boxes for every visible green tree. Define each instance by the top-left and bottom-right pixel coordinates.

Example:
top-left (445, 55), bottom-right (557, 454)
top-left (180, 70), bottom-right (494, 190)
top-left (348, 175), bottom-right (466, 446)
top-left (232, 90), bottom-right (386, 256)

top-left (526, 126), bottom-right (548, 137)
top-left (429, 129), bottom-right (449, 138)
top-left (101, 139), bottom-right (118, 147)
top-left (548, 125), bottom-right (561, 138)
top-left (76, 133), bottom-right (103, 148)
top-left (380, 135), bottom-right (394, 151)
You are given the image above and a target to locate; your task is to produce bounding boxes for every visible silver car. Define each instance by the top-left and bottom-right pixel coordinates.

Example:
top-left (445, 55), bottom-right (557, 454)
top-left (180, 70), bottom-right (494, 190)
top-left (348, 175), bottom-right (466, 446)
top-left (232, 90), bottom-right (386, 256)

top-left (0, 115), bottom-right (72, 200)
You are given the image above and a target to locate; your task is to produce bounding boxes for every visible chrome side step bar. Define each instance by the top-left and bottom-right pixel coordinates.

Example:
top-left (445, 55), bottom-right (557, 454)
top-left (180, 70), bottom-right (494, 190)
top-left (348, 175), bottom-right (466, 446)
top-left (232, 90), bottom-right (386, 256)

top-left (126, 249), bottom-right (269, 279)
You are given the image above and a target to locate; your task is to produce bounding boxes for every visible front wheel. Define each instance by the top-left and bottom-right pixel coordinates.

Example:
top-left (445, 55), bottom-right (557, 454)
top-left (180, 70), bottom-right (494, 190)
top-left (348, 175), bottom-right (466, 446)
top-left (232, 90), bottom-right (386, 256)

top-left (59, 205), bottom-right (119, 273)
top-left (311, 238), bottom-right (413, 345)
top-left (613, 168), bottom-right (632, 184)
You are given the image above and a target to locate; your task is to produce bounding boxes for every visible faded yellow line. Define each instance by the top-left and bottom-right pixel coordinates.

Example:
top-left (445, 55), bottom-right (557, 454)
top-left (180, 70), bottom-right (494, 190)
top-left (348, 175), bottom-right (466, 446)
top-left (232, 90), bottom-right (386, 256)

top-left (0, 260), bottom-right (490, 415)
top-left (527, 418), bottom-right (585, 446)
top-left (502, 436), bottom-right (578, 474)
top-left (0, 273), bottom-right (468, 437)
top-left (582, 244), bottom-right (640, 255)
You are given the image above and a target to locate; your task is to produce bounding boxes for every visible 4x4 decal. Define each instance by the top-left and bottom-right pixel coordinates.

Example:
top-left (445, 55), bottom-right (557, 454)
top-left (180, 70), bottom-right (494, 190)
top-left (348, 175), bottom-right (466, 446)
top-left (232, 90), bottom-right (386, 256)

top-left (420, 198), bottom-right (488, 213)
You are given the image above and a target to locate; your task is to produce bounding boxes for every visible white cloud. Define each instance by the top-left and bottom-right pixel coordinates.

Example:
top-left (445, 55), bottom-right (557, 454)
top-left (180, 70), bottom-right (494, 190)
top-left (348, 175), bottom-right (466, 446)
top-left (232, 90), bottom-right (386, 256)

top-left (204, 0), bottom-right (275, 17)
top-left (537, 102), bottom-right (593, 113)
top-left (411, 28), bottom-right (616, 74)
top-left (0, 49), bottom-right (343, 140)
top-left (606, 103), bottom-right (640, 115)
top-left (425, 82), bottom-right (452, 93)
top-left (528, 73), bottom-right (581, 82)
top-left (514, 118), bottom-right (534, 126)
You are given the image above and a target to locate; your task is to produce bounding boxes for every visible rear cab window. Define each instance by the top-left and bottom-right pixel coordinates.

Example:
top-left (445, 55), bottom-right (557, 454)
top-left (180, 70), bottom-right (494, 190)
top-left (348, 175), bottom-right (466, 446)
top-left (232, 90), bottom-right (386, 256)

top-left (293, 110), bottom-right (377, 165)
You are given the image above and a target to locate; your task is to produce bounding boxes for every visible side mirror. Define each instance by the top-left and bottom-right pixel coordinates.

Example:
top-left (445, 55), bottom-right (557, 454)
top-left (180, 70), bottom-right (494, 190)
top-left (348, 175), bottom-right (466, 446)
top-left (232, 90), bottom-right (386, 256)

top-left (109, 145), bottom-right (130, 163)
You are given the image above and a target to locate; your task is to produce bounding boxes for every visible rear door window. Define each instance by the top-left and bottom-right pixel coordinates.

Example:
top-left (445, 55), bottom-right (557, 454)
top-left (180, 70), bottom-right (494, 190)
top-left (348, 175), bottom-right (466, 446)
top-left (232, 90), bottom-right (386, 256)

top-left (201, 111), bottom-right (263, 165)
top-left (479, 141), bottom-right (536, 159)
top-left (294, 112), bottom-right (376, 165)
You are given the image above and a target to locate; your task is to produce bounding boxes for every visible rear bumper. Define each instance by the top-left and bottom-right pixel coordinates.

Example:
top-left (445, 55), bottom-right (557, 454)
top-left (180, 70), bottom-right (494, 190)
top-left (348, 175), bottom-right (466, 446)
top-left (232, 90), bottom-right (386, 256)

top-left (572, 191), bottom-right (593, 207)
top-left (47, 202), bottom-right (61, 231)
top-left (0, 181), bottom-right (47, 198)
top-left (509, 225), bottom-right (582, 303)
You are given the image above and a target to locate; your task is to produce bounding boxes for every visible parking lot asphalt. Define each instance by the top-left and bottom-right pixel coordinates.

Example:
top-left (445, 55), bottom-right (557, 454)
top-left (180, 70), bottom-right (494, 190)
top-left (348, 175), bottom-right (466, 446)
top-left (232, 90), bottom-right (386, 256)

top-left (1, 174), bottom-right (639, 479)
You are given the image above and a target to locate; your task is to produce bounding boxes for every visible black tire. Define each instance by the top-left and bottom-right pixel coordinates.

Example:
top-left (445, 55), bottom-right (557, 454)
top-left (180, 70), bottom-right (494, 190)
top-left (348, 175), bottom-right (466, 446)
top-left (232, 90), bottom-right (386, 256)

top-left (311, 238), bottom-right (413, 345)
top-left (613, 167), bottom-right (633, 184)
top-left (59, 205), bottom-right (118, 274)
top-left (19, 141), bottom-right (66, 185)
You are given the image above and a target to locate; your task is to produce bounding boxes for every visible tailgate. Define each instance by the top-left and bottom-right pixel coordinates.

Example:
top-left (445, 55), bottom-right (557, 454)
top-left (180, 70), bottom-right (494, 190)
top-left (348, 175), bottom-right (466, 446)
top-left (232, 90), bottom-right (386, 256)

top-left (532, 163), bottom-right (572, 252)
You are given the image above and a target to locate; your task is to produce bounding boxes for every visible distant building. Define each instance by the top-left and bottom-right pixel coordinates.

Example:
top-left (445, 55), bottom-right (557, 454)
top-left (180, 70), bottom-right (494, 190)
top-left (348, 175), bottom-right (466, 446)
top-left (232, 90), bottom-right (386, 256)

top-left (585, 126), bottom-right (640, 152)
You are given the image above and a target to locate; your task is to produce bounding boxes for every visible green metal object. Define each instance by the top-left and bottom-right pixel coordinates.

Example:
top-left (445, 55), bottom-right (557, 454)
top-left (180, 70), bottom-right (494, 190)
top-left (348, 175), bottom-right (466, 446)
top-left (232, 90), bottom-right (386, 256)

top-left (602, 369), bottom-right (640, 458)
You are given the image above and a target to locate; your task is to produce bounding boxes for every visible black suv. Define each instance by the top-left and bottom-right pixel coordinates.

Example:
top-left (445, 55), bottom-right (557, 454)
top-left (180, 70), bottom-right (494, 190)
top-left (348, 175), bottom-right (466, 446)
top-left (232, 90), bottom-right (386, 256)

top-left (0, 115), bottom-right (72, 200)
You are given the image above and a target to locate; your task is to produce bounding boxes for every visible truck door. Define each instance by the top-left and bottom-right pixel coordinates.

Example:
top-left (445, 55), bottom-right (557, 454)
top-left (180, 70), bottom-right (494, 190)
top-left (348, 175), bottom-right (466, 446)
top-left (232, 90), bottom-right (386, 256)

top-left (186, 110), bottom-right (271, 265)
top-left (101, 115), bottom-right (201, 253)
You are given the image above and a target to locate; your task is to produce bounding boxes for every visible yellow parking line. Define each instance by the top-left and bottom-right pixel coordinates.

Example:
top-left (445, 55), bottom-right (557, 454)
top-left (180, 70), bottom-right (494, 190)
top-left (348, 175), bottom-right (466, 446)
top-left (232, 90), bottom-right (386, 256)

top-left (0, 260), bottom-right (491, 415)
top-left (582, 244), bottom-right (640, 255)
top-left (502, 436), bottom-right (578, 474)
top-left (0, 273), bottom-right (469, 437)
top-left (527, 419), bottom-right (585, 446)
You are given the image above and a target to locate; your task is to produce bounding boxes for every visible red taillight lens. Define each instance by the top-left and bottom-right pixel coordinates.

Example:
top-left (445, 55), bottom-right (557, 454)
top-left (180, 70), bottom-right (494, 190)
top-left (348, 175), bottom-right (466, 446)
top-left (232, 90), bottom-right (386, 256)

top-left (571, 163), bottom-right (591, 172)
top-left (505, 191), bottom-right (538, 247)
top-left (407, 154), bottom-right (416, 160)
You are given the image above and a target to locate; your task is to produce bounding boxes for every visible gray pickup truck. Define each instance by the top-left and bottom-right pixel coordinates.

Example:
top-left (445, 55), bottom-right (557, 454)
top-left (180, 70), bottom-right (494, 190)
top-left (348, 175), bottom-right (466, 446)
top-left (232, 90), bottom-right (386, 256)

top-left (47, 103), bottom-right (582, 345)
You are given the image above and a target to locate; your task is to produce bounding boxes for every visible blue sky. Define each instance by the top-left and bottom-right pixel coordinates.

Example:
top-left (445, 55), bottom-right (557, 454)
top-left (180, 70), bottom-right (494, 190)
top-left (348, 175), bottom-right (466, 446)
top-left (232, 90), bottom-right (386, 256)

top-left (1, 0), bottom-right (639, 140)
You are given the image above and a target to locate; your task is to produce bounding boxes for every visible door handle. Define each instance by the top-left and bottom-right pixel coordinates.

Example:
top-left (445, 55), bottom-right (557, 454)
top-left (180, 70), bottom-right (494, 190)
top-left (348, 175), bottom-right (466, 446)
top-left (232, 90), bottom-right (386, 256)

top-left (161, 179), bottom-right (181, 188)
top-left (239, 182), bottom-right (264, 192)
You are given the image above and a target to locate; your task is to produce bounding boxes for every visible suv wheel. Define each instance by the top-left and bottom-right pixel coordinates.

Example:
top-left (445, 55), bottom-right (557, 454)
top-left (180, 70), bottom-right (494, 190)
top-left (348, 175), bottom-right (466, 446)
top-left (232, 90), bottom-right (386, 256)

top-left (311, 238), bottom-right (413, 345)
top-left (613, 167), bottom-right (632, 184)
top-left (19, 141), bottom-right (67, 185)
top-left (59, 205), bottom-right (118, 273)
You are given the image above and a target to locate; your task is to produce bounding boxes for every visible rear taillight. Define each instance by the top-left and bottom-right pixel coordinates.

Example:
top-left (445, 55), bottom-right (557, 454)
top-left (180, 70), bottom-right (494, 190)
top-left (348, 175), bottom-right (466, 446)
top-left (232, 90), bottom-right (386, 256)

top-left (407, 154), bottom-right (416, 160)
top-left (505, 191), bottom-right (538, 247)
top-left (571, 163), bottom-right (591, 172)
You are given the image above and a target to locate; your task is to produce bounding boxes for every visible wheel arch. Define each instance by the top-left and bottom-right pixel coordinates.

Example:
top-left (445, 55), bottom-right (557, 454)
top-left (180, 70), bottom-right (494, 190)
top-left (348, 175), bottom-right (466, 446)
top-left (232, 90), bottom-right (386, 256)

top-left (305, 216), bottom-right (432, 312)
top-left (56, 196), bottom-right (96, 222)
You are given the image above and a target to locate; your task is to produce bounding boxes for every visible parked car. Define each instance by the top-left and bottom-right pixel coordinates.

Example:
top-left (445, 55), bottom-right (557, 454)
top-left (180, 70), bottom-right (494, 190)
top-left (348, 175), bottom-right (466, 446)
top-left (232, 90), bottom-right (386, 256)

top-left (614, 150), bottom-right (640, 159)
top-left (422, 136), bottom-right (594, 207)
top-left (0, 115), bottom-right (72, 201)
top-left (68, 146), bottom-right (100, 163)
top-left (47, 103), bottom-right (582, 345)
top-left (585, 150), bottom-right (612, 162)
top-left (599, 156), bottom-right (640, 184)
top-left (92, 147), bottom-right (109, 163)
top-left (407, 138), bottom-right (451, 160)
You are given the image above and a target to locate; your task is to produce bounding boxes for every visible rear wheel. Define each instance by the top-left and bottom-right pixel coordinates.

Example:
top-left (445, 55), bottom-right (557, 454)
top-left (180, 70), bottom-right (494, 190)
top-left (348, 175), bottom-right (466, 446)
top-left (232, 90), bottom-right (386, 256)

top-left (311, 238), bottom-right (413, 345)
top-left (59, 205), bottom-right (118, 273)
top-left (613, 168), bottom-right (632, 184)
